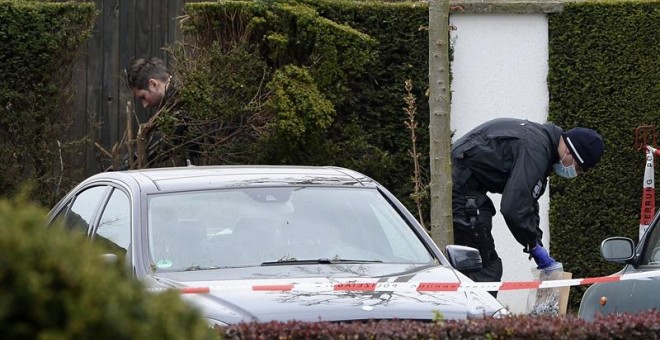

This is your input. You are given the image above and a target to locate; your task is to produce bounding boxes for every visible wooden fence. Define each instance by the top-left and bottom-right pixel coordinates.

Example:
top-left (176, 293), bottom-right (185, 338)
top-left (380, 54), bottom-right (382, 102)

top-left (69, 0), bottom-right (197, 175)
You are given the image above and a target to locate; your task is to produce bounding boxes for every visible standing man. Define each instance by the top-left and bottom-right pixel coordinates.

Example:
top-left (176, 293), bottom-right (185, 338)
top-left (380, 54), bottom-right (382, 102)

top-left (126, 57), bottom-right (198, 167)
top-left (451, 118), bottom-right (604, 295)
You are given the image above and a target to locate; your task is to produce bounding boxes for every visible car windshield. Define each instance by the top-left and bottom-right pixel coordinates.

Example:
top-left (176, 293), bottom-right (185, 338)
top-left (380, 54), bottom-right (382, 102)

top-left (147, 186), bottom-right (434, 271)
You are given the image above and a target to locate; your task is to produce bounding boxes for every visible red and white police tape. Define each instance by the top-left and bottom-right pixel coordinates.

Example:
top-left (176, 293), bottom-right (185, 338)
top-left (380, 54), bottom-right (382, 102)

top-left (149, 269), bottom-right (660, 294)
top-left (639, 145), bottom-right (657, 240)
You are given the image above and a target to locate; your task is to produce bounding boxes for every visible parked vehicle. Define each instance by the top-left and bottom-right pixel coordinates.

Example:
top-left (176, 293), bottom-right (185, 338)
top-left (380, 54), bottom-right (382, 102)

top-left (578, 210), bottom-right (660, 321)
top-left (47, 165), bottom-right (508, 326)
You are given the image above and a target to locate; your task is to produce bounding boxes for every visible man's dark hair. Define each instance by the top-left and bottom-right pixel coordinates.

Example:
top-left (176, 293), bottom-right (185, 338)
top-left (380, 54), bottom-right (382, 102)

top-left (126, 57), bottom-right (170, 90)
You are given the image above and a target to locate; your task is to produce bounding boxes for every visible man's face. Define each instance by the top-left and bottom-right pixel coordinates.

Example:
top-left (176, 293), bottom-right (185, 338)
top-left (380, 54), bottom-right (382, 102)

top-left (560, 150), bottom-right (584, 175)
top-left (132, 78), bottom-right (166, 109)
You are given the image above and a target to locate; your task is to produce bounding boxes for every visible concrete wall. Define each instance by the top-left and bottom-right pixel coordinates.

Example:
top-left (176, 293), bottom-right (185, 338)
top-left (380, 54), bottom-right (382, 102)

top-left (449, 13), bottom-right (552, 314)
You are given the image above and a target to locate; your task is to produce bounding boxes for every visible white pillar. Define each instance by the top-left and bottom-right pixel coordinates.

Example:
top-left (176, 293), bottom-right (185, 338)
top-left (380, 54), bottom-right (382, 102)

top-left (449, 13), bottom-right (550, 314)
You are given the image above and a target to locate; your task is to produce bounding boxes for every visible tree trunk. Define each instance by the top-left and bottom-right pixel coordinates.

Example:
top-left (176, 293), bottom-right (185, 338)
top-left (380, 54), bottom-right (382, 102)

top-left (428, 0), bottom-right (453, 250)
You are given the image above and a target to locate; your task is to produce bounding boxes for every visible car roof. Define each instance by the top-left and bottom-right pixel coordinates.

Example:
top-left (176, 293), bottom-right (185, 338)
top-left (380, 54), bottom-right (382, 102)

top-left (89, 165), bottom-right (378, 193)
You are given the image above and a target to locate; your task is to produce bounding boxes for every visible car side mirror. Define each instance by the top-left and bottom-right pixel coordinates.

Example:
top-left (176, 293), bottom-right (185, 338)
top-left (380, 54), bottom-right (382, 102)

top-left (600, 237), bottom-right (635, 263)
top-left (445, 245), bottom-right (482, 272)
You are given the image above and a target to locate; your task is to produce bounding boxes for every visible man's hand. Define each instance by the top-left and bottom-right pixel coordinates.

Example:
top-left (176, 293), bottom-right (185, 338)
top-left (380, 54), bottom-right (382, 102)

top-left (529, 245), bottom-right (562, 271)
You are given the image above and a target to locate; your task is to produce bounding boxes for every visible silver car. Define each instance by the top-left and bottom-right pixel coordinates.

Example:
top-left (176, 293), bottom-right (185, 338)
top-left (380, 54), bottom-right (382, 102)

top-left (47, 165), bottom-right (507, 325)
top-left (578, 210), bottom-right (660, 321)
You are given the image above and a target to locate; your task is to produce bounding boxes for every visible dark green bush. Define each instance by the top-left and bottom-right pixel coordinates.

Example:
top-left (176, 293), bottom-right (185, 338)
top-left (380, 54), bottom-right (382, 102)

top-left (261, 64), bottom-right (337, 164)
top-left (178, 0), bottom-right (428, 210)
top-left (301, 0), bottom-right (431, 216)
top-left (0, 195), bottom-right (215, 339)
top-left (166, 39), bottom-right (274, 165)
top-left (172, 0), bottom-right (376, 166)
top-left (548, 0), bottom-right (660, 311)
top-left (0, 0), bottom-right (96, 205)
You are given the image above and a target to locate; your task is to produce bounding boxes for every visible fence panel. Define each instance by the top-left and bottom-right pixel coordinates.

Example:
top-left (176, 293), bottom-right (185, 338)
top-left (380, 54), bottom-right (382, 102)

top-left (68, 0), bottom-right (194, 175)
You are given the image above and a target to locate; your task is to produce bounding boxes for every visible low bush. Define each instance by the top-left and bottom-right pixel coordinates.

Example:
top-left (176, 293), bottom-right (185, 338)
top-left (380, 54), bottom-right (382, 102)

top-left (0, 195), bottom-right (215, 339)
top-left (217, 311), bottom-right (660, 339)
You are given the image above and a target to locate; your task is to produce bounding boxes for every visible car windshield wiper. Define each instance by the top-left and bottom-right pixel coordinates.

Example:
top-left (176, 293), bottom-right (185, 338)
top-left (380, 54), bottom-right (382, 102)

top-left (261, 258), bottom-right (383, 266)
top-left (183, 265), bottom-right (219, 271)
top-left (182, 265), bottom-right (253, 271)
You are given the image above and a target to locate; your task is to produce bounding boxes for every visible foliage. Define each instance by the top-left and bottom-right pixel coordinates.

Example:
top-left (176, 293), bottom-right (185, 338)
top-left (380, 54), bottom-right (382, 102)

top-left (170, 0), bottom-right (375, 166)
top-left (547, 0), bottom-right (660, 311)
top-left (404, 79), bottom-right (429, 227)
top-left (179, 0), bottom-right (429, 212)
top-left (260, 65), bottom-right (336, 164)
top-left (217, 311), bottom-right (660, 339)
top-left (0, 0), bottom-right (96, 205)
top-left (167, 40), bottom-right (273, 165)
top-left (298, 0), bottom-right (430, 211)
top-left (0, 195), bottom-right (215, 339)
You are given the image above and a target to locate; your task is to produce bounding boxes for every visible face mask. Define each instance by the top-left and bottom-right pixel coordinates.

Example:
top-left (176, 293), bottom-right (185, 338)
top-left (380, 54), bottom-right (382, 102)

top-left (553, 154), bottom-right (578, 179)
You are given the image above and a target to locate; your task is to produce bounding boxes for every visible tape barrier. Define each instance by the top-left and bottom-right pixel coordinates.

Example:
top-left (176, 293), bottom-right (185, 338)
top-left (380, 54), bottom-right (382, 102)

top-left (648, 145), bottom-right (660, 157)
top-left (639, 145), bottom-right (656, 240)
top-left (149, 269), bottom-right (660, 295)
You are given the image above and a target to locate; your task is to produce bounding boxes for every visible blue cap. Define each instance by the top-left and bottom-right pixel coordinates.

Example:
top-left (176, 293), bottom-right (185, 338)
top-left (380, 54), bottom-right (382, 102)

top-left (562, 128), bottom-right (604, 171)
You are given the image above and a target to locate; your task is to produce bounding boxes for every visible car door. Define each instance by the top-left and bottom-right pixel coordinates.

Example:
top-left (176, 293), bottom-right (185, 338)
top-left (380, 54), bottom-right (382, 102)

top-left (50, 184), bottom-right (135, 267)
top-left (579, 216), bottom-right (660, 320)
top-left (50, 185), bottom-right (111, 235)
top-left (91, 188), bottom-right (132, 265)
top-left (622, 218), bottom-right (660, 314)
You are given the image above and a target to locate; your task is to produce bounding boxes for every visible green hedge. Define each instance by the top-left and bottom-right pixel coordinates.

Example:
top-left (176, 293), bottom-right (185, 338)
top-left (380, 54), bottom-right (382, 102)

top-left (0, 195), bottom-right (214, 339)
top-left (177, 0), bottom-right (429, 211)
top-left (0, 0), bottom-right (96, 205)
top-left (547, 0), bottom-right (660, 311)
top-left (297, 0), bottom-right (431, 210)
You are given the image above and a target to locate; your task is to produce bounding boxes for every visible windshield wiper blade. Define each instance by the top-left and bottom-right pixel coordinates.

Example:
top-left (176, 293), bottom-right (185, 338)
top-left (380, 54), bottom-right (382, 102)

top-left (183, 265), bottom-right (219, 271)
top-left (261, 258), bottom-right (383, 266)
top-left (183, 264), bottom-right (258, 271)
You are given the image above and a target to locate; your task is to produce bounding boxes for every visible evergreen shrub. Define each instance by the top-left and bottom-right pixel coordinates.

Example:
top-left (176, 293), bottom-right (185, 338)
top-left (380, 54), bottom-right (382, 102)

top-left (0, 0), bottom-right (96, 205)
top-left (0, 195), bottom-right (215, 339)
top-left (548, 0), bottom-right (660, 311)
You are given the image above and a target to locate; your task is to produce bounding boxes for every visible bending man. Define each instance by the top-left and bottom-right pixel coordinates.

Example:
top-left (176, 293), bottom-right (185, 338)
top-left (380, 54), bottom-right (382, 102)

top-left (451, 118), bottom-right (604, 296)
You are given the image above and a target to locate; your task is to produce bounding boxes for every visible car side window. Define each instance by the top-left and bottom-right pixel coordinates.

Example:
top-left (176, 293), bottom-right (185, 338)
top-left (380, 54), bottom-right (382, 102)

top-left (48, 199), bottom-right (71, 228)
top-left (640, 221), bottom-right (660, 266)
top-left (94, 188), bottom-right (131, 256)
top-left (64, 186), bottom-right (109, 234)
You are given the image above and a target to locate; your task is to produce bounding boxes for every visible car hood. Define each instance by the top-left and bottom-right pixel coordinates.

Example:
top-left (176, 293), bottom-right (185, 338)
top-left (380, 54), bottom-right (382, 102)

top-left (147, 264), bottom-right (505, 324)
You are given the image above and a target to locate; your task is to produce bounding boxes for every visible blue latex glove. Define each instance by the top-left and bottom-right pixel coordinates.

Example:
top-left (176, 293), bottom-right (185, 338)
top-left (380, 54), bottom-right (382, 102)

top-left (529, 245), bottom-right (561, 271)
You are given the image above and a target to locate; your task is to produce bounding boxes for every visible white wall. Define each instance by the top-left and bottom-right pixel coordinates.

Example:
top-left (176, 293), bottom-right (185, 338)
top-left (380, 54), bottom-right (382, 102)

top-left (449, 13), bottom-right (551, 314)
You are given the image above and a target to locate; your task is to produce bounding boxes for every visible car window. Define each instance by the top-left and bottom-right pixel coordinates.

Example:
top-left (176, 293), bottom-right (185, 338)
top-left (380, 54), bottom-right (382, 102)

top-left (48, 199), bottom-right (72, 228)
top-left (147, 187), bottom-right (434, 271)
top-left (372, 205), bottom-right (427, 261)
top-left (94, 188), bottom-right (131, 257)
top-left (640, 218), bottom-right (660, 266)
top-left (64, 186), bottom-right (109, 234)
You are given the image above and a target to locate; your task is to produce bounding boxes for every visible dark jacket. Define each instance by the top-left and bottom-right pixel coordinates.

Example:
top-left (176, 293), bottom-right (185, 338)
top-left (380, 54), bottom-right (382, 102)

top-left (149, 79), bottom-right (200, 166)
top-left (451, 118), bottom-right (562, 248)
